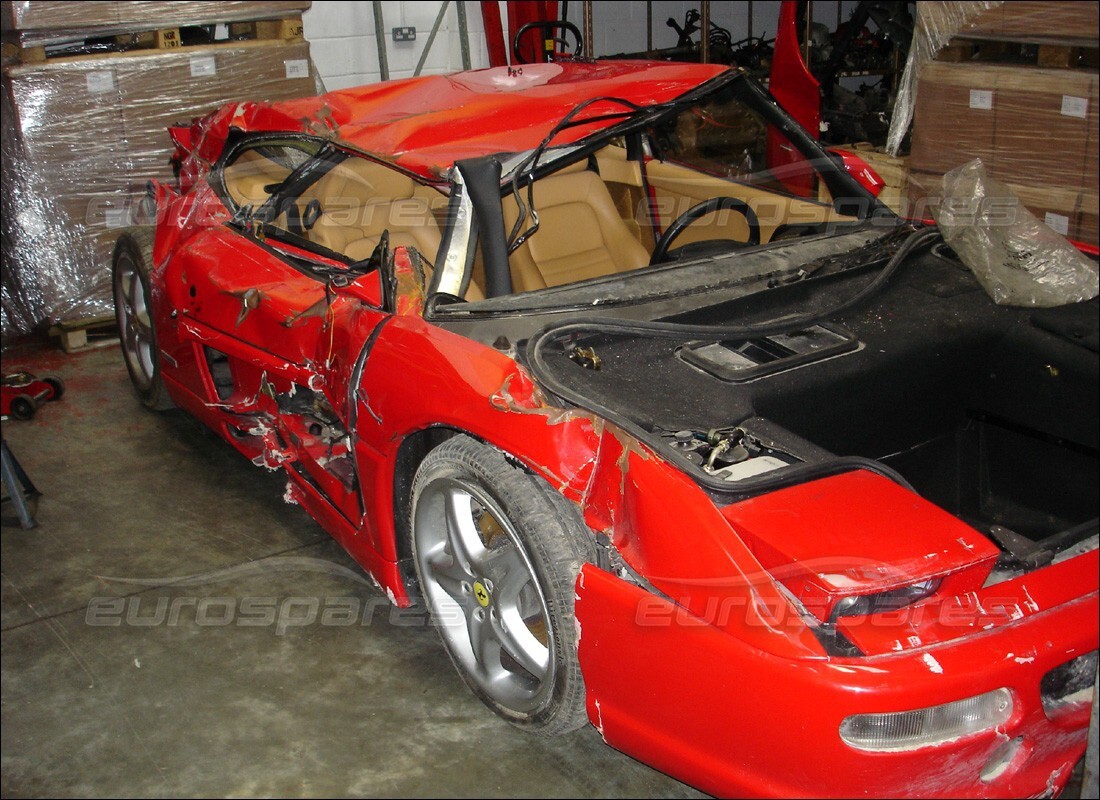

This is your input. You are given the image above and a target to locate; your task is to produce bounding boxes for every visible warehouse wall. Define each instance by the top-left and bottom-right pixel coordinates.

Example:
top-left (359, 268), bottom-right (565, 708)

top-left (303, 1), bottom-right (490, 90)
top-left (303, 1), bottom-right (865, 90)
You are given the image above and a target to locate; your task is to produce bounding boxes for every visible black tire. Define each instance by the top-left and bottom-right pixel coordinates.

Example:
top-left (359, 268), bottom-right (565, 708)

top-left (10, 395), bottom-right (36, 420)
top-left (43, 376), bottom-right (65, 401)
top-left (112, 232), bottom-right (173, 411)
top-left (410, 435), bottom-right (595, 736)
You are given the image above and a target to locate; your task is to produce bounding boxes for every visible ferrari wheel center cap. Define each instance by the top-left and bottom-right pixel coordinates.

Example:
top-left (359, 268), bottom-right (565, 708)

top-left (472, 580), bottom-right (491, 607)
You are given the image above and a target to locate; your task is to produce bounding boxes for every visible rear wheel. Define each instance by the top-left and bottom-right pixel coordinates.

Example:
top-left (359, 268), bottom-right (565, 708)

top-left (410, 435), bottom-right (594, 735)
top-left (112, 234), bottom-right (172, 410)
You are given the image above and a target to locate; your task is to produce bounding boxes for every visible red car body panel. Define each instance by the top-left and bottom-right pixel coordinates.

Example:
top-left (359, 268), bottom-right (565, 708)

top-left (768, 1), bottom-right (821, 138)
top-left (135, 60), bottom-right (1098, 797)
top-left (839, 548), bottom-right (1100, 655)
top-left (721, 472), bottom-right (1001, 623)
top-left (767, 0), bottom-right (821, 198)
top-left (828, 148), bottom-right (886, 197)
top-left (171, 61), bottom-right (728, 189)
top-left (575, 564), bottom-right (1093, 798)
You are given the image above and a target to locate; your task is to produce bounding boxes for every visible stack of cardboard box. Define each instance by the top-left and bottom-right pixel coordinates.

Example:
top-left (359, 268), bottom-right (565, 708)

top-left (1, 2), bottom-right (311, 46)
top-left (917, 1), bottom-right (1100, 44)
top-left (1, 0), bottom-right (318, 336)
top-left (906, 1), bottom-right (1099, 247)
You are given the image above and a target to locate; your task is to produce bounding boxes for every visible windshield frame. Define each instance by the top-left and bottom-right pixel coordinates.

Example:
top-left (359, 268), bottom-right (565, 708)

top-left (427, 68), bottom-right (891, 317)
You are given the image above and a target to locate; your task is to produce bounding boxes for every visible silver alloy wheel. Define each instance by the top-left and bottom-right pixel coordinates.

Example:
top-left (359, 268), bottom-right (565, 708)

top-left (414, 476), bottom-right (554, 714)
top-left (113, 250), bottom-right (155, 392)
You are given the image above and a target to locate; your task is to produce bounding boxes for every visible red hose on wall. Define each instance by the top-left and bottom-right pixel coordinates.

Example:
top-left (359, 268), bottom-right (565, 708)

top-left (480, 1), bottom-right (560, 66)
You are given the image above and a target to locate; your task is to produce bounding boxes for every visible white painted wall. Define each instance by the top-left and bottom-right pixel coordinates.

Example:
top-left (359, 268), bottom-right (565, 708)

top-left (303, 1), bottom-right (865, 90)
top-left (303, 1), bottom-right (490, 91)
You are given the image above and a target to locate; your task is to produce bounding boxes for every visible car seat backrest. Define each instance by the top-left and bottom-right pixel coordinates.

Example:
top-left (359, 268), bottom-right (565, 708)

top-left (502, 169), bottom-right (650, 292)
top-left (223, 148), bottom-right (294, 209)
top-left (301, 159), bottom-right (441, 260)
top-left (303, 158), bottom-right (483, 301)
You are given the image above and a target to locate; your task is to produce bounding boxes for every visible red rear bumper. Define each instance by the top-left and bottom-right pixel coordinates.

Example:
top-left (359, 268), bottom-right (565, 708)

top-left (575, 563), bottom-right (1097, 798)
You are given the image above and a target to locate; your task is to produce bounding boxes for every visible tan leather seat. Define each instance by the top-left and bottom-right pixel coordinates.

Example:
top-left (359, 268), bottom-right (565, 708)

top-left (223, 149), bottom-right (293, 208)
top-left (301, 159), bottom-right (484, 301)
top-left (302, 159), bottom-right (443, 262)
top-left (504, 169), bottom-right (650, 292)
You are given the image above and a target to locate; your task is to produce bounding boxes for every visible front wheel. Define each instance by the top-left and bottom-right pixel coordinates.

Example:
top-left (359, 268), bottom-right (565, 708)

top-left (410, 435), bottom-right (595, 735)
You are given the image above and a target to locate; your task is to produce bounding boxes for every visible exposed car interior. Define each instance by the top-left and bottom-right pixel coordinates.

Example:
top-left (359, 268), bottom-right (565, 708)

top-left (223, 146), bottom-right (301, 208)
top-left (222, 144), bottom-right (448, 258)
top-left (215, 134), bottom-right (1098, 554)
top-left (526, 233), bottom-right (1099, 554)
top-left (295, 158), bottom-right (449, 261)
top-left (218, 82), bottom-right (868, 307)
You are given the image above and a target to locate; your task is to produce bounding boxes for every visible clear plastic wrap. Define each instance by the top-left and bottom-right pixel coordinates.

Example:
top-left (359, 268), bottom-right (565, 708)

top-left (1, 40), bottom-right (323, 338)
top-left (905, 60), bottom-right (1098, 245)
top-left (886, 1), bottom-right (1002, 156)
top-left (889, 2), bottom-right (1100, 156)
top-left (935, 159), bottom-right (1099, 307)
top-left (2, 2), bottom-right (310, 43)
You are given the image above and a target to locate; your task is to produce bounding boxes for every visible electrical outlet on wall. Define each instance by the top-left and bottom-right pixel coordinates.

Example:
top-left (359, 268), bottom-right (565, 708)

top-left (392, 27), bottom-right (416, 42)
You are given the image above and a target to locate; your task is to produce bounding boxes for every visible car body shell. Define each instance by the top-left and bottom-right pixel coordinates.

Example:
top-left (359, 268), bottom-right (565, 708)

top-left (136, 60), bottom-right (1097, 797)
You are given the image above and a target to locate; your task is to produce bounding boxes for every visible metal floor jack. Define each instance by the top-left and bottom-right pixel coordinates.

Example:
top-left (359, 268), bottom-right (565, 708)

top-left (1, 438), bottom-right (39, 529)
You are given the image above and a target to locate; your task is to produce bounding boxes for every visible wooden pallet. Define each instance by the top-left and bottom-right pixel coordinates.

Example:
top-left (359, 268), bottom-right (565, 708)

top-left (4, 14), bottom-right (303, 65)
top-left (49, 316), bottom-right (119, 354)
top-left (937, 37), bottom-right (1099, 70)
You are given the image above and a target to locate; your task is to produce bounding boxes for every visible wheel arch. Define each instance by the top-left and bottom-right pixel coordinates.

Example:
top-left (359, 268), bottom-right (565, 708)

top-left (392, 425), bottom-right (464, 601)
top-left (354, 319), bottom-right (606, 605)
top-left (390, 423), bottom-right (547, 602)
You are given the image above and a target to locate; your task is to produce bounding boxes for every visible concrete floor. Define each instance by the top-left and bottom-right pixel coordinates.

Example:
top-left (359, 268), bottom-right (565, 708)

top-left (1, 341), bottom-right (706, 798)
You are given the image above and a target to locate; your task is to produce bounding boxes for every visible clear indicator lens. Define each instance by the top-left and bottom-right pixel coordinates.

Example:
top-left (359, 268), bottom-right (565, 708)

top-left (840, 688), bottom-right (1013, 751)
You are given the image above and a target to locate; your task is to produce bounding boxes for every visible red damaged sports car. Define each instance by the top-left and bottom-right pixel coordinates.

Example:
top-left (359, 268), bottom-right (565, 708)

top-left (113, 61), bottom-right (1098, 797)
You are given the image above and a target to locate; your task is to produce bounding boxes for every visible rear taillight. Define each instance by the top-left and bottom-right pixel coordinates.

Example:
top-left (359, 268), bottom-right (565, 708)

top-left (828, 578), bottom-right (941, 622)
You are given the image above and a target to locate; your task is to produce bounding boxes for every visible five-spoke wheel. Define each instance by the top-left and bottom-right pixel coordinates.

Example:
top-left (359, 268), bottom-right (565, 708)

top-left (411, 435), bottom-right (593, 734)
top-left (112, 234), bottom-right (172, 410)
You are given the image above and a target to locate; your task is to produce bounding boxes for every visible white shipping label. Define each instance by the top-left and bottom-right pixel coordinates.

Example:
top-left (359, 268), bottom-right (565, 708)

top-left (1044, 212), bottom-right (1070, 236)
top-left (190, 56), bottom-right (217, 77)
top-left (1061, 95), bottom-right (1088, 119)
top-left (285, 59), bottom-right (309, 79)
top-left (969, 89), bottom-right (994, 110)
top-left (86, 70), bottom-right (115, 94)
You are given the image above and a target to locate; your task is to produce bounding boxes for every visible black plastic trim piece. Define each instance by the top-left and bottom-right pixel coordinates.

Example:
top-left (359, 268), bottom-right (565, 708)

top-left (457, 157), bottom-right (512, 297)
